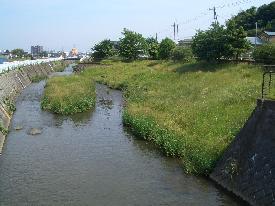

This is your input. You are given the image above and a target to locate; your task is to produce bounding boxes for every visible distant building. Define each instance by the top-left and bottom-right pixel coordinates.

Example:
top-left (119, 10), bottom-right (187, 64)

top-left (259, 31), bottom-right (275, 43)
top-left (246, 37), bottom-right (264, 46)
top-left (70, 48), bottom-right (78, 56)
top-left (178, 38), bottom-right (193, 47)
top-left (31, 45), bottom-right (43, 57)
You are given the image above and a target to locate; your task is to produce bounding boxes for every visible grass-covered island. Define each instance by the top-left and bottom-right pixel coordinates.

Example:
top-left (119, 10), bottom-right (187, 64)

top-left (41, 74), bottom-right (96, 115)
top-left (42, 60), bottom-right (262, 174)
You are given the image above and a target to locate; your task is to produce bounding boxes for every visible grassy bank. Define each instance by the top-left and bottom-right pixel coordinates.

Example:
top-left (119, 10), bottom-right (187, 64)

top-left (42, 60), bottom-right (262, 174)
top-left (41, 74), bottom-right (96, 115)
top-left (85, 60), bottom-right (261, 174)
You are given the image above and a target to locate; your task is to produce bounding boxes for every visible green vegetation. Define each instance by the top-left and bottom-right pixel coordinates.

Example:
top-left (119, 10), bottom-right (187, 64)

top-left (52, 61), bottom-right (67, 72)
top-left (192, 22), bottom-right (250, 62)
top-left (92, 39), bottom-right (117, 61)
top-left (3, 98), bottom-right (16, 115)
top-left (172, 46), bottom-right (194, 63)
top-left (146, 37), bottom-right (159, 59)
top-left (78, 60), bottom-right (261, 174)
top-left (30, 61), bottom-right (67, 82)
top-left (159, 38), bottom-right (176, 59)
top-left (253, 43), bottom-right (275, 64)
top-left (11, 48), bottom-right (25, 58)
top-left (41, 74), bottom-right (96, 115)
top-left (31, 75), bottom-right (48, 83)
top-left (229, 1), bottom-right (275, 35)
top-left (0, 121), bottom-right (8, 136)
top-left (119, 29), bottom-right (148, 60)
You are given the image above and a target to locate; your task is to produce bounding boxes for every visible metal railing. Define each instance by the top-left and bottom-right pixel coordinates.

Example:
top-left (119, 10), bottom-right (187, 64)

top-left (261, 65), bottom-right (275, 99)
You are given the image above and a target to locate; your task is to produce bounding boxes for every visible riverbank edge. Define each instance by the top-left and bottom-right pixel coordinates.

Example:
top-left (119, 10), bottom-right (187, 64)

top-left (0, 61), bottom-right (70, 154)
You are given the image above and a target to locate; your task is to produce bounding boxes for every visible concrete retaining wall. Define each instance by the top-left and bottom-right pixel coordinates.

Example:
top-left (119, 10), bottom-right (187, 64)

top-left (0, 62), bottom-right (67, 154)
top-left (211, 99), bottom-right (275, 206)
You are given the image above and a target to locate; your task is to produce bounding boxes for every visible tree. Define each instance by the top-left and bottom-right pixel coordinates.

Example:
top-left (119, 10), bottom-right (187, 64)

top-left (119, 29), bottom-right (148, 60)
top-left (158, 38), bottom-right (176, 59)
top-left (229, 1), bottom-right (275, 34)
top-left (192, 23), bottom-right (227, 61)
top-left (191, 22), bottom-right (250, 62)
top-left (224, 21), bottom-right (251, 59)
top-left (92, 39), bottom-right (115, 60)
top-left (146, 37), bottom-right (159, 59)
top-left (11, 48), bottom-right (25, 58)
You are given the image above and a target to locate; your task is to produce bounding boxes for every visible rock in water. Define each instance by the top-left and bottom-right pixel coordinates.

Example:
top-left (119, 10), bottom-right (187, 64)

top-left (28, 128), bottom-right (42, 135)
top-left (14, 125), bottom-right (23, 131)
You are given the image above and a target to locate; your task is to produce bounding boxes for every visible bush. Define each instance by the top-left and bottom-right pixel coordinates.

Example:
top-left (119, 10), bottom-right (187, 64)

top-left (253, 43), bottom-right (275, 64)
top-left (158, 38), bottom-right (176, 59)
top-left (172, 46), bottom-right (194, 62)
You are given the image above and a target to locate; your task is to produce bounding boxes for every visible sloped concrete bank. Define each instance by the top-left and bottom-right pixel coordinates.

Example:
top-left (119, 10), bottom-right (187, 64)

top-left (211, 99), bottom-right (275, 206)
top-left (0, 62), bottom-right (69, 153)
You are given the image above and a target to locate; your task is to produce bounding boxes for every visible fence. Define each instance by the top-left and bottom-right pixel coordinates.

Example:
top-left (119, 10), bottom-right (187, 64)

top-left (261, 65), bottom-right (275, 99)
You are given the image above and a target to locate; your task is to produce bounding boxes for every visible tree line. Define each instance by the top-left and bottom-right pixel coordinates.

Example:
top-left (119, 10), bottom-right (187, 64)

top-left (92, 28), bottom-right (193, 62)
top-left (229, 1), bottom-right (275, 35)
top-left (92, 23), bottom-right (274, 64)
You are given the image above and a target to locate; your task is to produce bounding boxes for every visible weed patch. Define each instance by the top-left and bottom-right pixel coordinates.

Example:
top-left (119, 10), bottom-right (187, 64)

top-left (41, 74), bottom-right (96, 115)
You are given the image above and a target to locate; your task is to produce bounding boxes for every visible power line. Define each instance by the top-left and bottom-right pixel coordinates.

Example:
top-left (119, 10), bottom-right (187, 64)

top-left (153, 0), bottom-right (262, 39)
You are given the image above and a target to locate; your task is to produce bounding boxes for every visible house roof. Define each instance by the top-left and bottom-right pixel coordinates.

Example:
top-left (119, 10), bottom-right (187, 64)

top-left (264, 31), bottom-right (275, 36)
top-left (246, 37), bottom-right (264, 45)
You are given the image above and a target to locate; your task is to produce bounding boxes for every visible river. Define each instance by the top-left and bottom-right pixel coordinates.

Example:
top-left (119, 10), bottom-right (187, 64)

top-left (0, 65), bottom-right (246, 205)
top-left (0, 57), bottom-right (7, 64)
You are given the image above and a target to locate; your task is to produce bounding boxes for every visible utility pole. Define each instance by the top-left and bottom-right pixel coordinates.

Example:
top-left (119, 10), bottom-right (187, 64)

top-left (156, 33), bottom-right (158, 41)
top-left (255, 22), bottom-right (258, 48)
top-left (209, 6), bottom-right (218, 23)
top-left (171, 22), bottom-right (179, 40)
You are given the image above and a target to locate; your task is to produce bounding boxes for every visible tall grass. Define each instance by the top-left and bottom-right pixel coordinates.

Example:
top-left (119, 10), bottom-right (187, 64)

top-left (41, 74), bottom-right (96, 115)
top-left (83, 60), bottom-right (262, 174)
top-left (42, 60), bottom-right (262, 174)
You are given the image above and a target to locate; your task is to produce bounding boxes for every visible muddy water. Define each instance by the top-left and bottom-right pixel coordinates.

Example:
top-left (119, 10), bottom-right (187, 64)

top-left (0, 67), bottom-right (246, 205)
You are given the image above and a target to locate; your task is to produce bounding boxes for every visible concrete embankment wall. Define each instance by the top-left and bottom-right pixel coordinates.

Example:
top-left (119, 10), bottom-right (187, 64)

top-left (211, 99), bottom-right (275, 206)
top-left (0, 62), bottom-right (64, 153)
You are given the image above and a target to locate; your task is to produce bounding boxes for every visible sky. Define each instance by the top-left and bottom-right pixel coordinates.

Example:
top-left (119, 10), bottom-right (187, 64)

top-left (0, 0), bottom-right (274, 52)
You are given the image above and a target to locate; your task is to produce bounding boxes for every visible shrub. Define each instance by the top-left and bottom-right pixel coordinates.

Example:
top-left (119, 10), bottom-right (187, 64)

top-left (158, 38), bottom-right (176, 59)
top-left (253, 43), bottom-right (275, 64)
top-left (172, 46), bottom-right (194, 62)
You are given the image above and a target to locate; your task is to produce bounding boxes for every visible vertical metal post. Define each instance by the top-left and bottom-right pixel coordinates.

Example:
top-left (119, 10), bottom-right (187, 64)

top-left (255, 22), bottom-right (258, 48)
top-left (262, 72), bottom-right (266, 99)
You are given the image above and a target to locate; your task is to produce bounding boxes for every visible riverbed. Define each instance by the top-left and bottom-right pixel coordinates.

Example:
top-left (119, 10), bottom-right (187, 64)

top-left (0, 66), bottom-right (246, 205)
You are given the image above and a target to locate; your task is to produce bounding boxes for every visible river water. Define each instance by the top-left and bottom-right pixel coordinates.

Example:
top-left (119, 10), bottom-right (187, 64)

top-left (0, 57), bottom-right (7, 64)
top-left (0, 66), bottom-right (246, 205)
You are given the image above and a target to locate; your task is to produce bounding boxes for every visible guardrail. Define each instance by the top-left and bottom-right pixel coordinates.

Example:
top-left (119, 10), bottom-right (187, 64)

top-left (0, 57), bottom-right (63, 73)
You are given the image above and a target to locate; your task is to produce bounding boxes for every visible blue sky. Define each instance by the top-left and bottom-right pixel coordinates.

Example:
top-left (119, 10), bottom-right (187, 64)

top-left (1, 0), bottom-right (273, 52)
